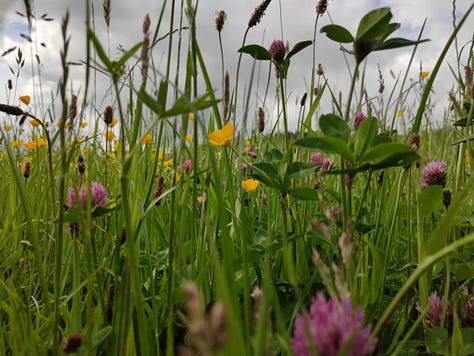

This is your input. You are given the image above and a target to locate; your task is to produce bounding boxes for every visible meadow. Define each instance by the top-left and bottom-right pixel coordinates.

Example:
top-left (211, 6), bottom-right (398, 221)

top-left (1, 0), bottom-right (474, 354)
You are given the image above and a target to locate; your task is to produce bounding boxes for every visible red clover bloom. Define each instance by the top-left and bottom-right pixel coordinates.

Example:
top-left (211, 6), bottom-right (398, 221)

top-left (291, 293), bottom-right (377, 356)
top-left (416, 291), bottom-right (453, 330)
top-left (421, 160), bottom-right (447, 187)
top-left (268, 40), bottom-right (288, 76)
top-left (311, 152), bottom-right (332, 171)
top-left (183, 159), bottom-right (192, 174)
top-left (354, 112), bottom-right (366, 129)
top-left (68, 182), bottom-right (108, 208)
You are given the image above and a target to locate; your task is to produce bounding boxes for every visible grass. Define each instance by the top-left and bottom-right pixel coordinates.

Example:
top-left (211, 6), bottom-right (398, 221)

top-left (1, 0), bottom-right (474, 354)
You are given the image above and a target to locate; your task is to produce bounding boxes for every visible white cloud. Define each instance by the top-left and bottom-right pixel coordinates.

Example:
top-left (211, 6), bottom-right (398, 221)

top-left (1, 0), bottom-right (473, 133)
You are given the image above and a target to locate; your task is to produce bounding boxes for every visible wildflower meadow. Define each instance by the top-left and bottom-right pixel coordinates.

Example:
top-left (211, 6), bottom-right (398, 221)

top-left (2, 0), bottom-right (474, 354)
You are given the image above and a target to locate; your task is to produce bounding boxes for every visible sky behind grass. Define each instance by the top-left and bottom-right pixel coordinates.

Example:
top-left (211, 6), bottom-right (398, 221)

top-left (0, 0), bottom-right (473, 133)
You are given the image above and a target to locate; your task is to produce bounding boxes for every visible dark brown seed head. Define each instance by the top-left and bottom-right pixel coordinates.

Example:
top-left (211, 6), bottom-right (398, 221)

top-left (63, 335), bottom-right (83, 354)
top-left (23, 161), bottom-right (31, 179)
top-left (103, 105), bottom-right (113, 125)
top-left (257, 107), bottom-right (265, 133)
top-left (443, 188), bottom-right (452, 209)
top-left (154, 176), bottom-right (165, 206)
top-left (248, 0), bottom-right (271, 28)
top-left (316, 0), bottom-right (329, 16)
top-left (143, 13), bottom-right (150, 34)
top-left (317, 63), bottom-right (324, 76)
top-left (377, 169), bottom-right (384, 187)
top-left (215, 10), bottom-right (227, 33)
top-left (68, 95), bottom-right (77, 128)
top-left (410, 132), bottom-right (420, 151)
top-left (77, 155), bottom-right (86, 175)
top-left (7, 79), bottom-right (12, 90)
top-left (105, 283), bottom-right (114, 323)
top-left (300, 93), bottom-right (307, 107)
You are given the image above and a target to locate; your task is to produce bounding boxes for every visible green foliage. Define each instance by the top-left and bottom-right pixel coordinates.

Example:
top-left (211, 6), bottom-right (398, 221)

top-left (321, 7), bottom-right (429, 64)
top-left (2, 2), bottom-right (474, 355)
top-left (294, 114), bottom-right (420, 172)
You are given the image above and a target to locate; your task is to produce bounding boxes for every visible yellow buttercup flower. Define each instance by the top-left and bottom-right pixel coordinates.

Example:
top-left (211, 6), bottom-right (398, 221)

top-left (143, 134), bottom-right (153, 145)
top-left (24, 141), bottom-right (37, 151)
top-left (396, 110), bottom-right (404, 117)
top-left (188, 113), bottom-right (195, 120)
top-left (105, 130), bottom-right (115, 141)
top-left (420, 71), bottom-right (429, 79)
top-left (241, 178), bottom-right (260, 192)
top-left (36, 138), bottom-right (46, 148)
top-left (10, 140), bottom-right (23, 148)
top-left (109, 117), bottom-right (118, 127)
top-left (4, 125), bottom-right (12, 131)
top-left (80, 121), bottom-right (88, 128)
top-left (56, 121), bottom-right (70, 129)
top-left (20, 95), bottom-right (30, 105)
top-left (185, 135), bottom-right (192, 142)
top-left (175, 172), bottom-right (181, 182)
top-left (29, 119), bottom-right (40, 127)
top-left (24, 138), bottom-right (47, 151)
top-left (245, 140), bottom-right (251, 146)
top-left (208, 122), bottom-right (234, 147)
top-left (163, 158), bottom-right (173, 168)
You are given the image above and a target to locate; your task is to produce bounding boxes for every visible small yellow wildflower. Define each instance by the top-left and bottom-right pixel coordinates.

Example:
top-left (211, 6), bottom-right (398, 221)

top-left (420, 71), bottom-right (429, 79)
top-left (241, 178), bottom-right (260, 192)
top-left (10, 140), bottom-right (23, 148)
top-left (143, 134), bottom-right (153, 145)
top-left (188, 113), bottom-right (195, 120)
top-left (175, 172), bottom-right (181, 183)
top-left (109, 202), bottom-right (117, 209)
top-left (56, 121), bottom-right (70, 129)
top-left (80, 121), bottom-right (88, 128)
top-left (113, 143), bottom-right (119, 151)
top-left (109, 117), bottom-right (118, 127)
top-left (36, 138), bottom-right (46, 148)
top-left (4, 125), bottom-right (12, 131)
top-left (24, 138), bottom-right (46, 151)
top-left (24, 141), bottom-right (36, 151)
top-left (245, 140), bottom-right (251, 146)
top-left (163, 158), bottom-right (173, 168)
top-left (18, 257), bottom-right (26, 264)
top-left (105, 130), bottom-right (115, 141)
top-left (19, 95), bottom-right (30, 105)
top-left (29, 119), bottom-right (40, 127)
top-left (396, 110), bottom-right (404, 117)
top-left (185, 135), bottom-right (192, 142)
top-left (208, 122), bottom-right (234, 147)
top-left (109, 152), bottom-right (117, 159)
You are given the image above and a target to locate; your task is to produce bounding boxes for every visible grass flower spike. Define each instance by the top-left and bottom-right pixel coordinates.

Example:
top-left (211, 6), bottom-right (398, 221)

top-left (208, 122), bottom-right (234, 147)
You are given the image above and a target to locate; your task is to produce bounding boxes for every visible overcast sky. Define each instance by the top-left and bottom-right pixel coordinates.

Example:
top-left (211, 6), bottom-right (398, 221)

top-left (1, 0), bottom-right (473, 135)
